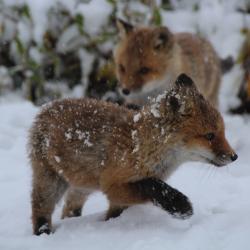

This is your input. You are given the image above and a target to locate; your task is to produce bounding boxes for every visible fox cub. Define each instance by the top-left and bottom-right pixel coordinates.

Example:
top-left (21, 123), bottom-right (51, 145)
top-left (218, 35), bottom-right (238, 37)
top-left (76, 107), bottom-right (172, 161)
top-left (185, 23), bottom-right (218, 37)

top-left (29, 74), bottom-right (237, 235)
top-left (114, 19), bottom-right (223, 107)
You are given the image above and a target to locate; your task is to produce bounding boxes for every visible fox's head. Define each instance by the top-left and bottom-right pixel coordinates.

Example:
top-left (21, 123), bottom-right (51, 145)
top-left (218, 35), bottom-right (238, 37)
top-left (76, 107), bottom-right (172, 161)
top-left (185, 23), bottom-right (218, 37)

top-left (114, 19), bottom-right (174, 97)
top-left (151, 73), bottom-right (237, 167)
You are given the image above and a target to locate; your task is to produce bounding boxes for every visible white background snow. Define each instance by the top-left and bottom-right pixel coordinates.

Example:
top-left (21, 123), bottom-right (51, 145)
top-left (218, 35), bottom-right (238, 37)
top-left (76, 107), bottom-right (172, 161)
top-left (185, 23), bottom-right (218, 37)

top-left (0, 1), bottom-right (250, 249)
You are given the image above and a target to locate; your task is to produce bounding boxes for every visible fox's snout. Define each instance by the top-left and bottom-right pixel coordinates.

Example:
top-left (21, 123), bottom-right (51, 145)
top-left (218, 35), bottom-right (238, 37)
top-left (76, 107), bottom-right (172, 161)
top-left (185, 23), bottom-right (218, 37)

top-left (122, 88), bottom-right (130, 95)
top-left (213, 150), bottom-right (238, 167)
top-left (212, 134), bottom-right (238, 167)
top-left (231, 153), bottom-right (238, 161)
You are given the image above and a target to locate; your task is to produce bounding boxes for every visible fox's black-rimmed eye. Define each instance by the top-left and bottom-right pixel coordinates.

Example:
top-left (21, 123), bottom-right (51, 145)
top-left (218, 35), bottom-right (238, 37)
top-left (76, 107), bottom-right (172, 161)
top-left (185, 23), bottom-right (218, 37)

top-left (138, 67), bottom-right (151, 75)
top-left (119, 64), bottom-right (125, 73)
top-left (205, 133), bottom-right (215, 141)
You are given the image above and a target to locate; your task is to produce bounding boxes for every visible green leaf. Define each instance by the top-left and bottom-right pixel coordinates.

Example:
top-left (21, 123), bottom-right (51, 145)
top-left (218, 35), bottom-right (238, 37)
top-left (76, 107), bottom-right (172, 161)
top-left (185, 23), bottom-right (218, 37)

top-left (22, 4), bottom-right (31, 19)
top-left (106, 0), bottom-right (116, 4)
top-left (153, 7), bottom-right (162, 26)
top-left (75, 13), bottom-right (84, 35)
top-left (193, 3), bottom-right (200, 12)
top-left (15, 37), bottom-right (25, 55)
top-left (161, 0), bottom-right (173, 11)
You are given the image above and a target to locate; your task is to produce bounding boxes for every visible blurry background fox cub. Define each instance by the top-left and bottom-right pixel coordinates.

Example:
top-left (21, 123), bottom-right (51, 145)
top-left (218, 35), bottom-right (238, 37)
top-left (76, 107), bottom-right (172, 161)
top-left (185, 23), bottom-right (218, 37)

top-left (114, 19), bottom-right (232, 107)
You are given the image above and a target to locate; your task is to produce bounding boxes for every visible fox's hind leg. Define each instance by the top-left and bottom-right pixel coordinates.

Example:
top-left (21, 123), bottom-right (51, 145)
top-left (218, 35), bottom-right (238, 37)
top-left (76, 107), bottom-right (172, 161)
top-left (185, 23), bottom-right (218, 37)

top-left (105, 204), bottom-right (128, 220)
top-left (61, 188), bottom-right (90, 219)
top-left (31, 160), bottom-right (68, 235)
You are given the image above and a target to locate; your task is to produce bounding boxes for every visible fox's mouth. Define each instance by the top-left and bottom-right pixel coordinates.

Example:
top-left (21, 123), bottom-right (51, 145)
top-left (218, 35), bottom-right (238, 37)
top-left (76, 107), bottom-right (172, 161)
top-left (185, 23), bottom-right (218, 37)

top-left (207, 159), bottom-right (227, 167)
top-left (204, 157), bottom-right (227, 167)
top-left (196, 154), bottom-right (227, 167)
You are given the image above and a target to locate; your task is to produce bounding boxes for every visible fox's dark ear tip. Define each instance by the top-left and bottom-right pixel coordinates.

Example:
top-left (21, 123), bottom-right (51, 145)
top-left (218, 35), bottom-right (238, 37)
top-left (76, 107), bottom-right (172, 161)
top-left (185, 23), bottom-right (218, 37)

top-left (116, 18), bottom-right (125, 27)
top-left (175, 73), bottom-right (194, 87)
top-left (116, 18), bottom-right (123, 23)
top-left (116, 18), bottom-right (134, 34)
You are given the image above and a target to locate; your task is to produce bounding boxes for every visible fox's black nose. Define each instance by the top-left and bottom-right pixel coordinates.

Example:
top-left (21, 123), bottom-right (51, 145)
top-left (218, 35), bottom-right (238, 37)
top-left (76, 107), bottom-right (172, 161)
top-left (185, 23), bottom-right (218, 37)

top-left (231, 153), bottom-right (238, 162)
top-left (122, 88), bottom-right (130, 95)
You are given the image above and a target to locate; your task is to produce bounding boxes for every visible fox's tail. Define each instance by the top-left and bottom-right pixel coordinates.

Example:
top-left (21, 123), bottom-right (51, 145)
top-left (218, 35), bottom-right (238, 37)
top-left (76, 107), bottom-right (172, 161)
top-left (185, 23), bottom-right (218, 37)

top-left (221, 56), bottom-right (234, 74)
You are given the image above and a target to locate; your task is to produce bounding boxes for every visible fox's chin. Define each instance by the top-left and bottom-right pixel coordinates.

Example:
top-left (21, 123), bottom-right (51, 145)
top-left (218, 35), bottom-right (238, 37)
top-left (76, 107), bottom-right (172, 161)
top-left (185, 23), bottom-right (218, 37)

top-left (207, 159), bottom-right (227, 167)
top-left (197, 155), bottom-right (228, 167)
top-left (203, 158), bottom-right (229, 167)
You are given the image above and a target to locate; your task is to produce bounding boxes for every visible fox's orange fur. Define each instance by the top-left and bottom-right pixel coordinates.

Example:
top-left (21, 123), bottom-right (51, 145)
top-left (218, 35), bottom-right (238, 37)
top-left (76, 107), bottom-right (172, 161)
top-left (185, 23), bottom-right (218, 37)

top-left (29, 74), bottom-right (237, 235)
top-left (114, 20), bottom-right (221, 107)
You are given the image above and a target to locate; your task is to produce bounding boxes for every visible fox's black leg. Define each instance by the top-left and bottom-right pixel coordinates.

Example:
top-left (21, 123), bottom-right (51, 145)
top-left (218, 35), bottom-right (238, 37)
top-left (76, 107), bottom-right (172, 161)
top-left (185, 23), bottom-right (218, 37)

top-left (133, 178), bottom-right (193, 219)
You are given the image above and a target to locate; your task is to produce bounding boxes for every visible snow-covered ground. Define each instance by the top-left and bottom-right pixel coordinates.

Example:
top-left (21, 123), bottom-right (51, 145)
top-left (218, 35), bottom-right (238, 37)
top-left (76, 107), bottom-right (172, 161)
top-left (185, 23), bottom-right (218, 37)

top-left (1, 1), bottom-right (250, 250)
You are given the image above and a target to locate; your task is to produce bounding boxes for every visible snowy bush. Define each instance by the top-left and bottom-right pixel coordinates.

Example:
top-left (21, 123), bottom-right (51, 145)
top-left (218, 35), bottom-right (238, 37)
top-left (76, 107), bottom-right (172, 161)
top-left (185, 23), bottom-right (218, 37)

top-left (0, 0), bottom-right (171, 105)
top-left (0, 0), bottom-right (249, 106)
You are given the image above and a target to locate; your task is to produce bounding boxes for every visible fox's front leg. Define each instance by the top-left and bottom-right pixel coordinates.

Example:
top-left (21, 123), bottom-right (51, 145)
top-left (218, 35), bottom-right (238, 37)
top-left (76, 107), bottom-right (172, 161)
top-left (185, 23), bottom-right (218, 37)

top-left (134, 178), bottom-right (193, 219)
top-left (103, 178), bottom-right (193, 219)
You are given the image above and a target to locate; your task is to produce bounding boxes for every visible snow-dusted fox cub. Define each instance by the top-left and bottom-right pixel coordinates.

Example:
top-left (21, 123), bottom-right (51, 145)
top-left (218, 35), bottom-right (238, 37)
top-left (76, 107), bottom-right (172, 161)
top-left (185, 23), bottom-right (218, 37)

top-left (114, 19), bottom-right (222, 107)
top-left (29, 74), bottom-right (237, 235)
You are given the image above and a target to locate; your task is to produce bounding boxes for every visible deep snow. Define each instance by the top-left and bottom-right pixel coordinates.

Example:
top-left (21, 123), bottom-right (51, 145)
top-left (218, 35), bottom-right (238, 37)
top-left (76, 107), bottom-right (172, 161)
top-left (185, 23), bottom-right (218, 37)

top-left (0, 93), bottom-right (250, 250)
top-left (1, 1), bottom-right (250, 250)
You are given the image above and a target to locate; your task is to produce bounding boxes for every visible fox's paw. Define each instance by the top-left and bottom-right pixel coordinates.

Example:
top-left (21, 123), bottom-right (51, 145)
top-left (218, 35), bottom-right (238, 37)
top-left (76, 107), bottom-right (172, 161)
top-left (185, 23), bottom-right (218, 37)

top-left (34, 217), bottom-right (51, 236)
top-left (135, 178), bottom-right (193, 219)
top-left (105, 206), bottom-right (128, 220)
top-left (152, 182), bottom-right (193, 219)
top-left (62, 207), bottom-right (82, 219)
top-left (165, 191), bottom-right (193, 220)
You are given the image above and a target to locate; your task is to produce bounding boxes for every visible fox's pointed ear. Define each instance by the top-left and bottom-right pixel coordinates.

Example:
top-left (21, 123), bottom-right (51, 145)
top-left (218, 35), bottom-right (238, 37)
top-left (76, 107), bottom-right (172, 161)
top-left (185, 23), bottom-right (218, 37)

top-left (116, 18), bottom-right (134, 38)
top-left (175, 74), bottom-right (194, 88)
top-left (153, 27), bottom-right (173, 50)
top-left (168, 74), bottom-right (196, 113)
